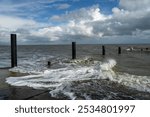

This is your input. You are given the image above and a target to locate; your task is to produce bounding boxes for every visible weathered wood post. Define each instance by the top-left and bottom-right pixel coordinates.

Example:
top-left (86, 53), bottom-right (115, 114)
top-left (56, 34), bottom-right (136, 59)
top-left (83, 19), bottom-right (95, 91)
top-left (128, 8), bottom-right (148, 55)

top-left (11, 34), bottom-right (17, 67)
top-left (102, 45), bottom-right (105, 55)
top-left (72, 42), bottom-right (76, 59)
top-left (118, 47), bottom-right (121, 54)
top-left (47, 61), bottom-right (51, 68)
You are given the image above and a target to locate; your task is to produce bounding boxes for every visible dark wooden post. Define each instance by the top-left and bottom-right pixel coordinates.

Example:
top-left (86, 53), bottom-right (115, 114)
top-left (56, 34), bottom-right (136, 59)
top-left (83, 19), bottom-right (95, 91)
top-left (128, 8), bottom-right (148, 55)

top-left (102, 45), bottom-right (105, 55)
top-left (118, 47), bottom-right (121, 54)
top-left (72, 42), bottom-right (76, 59)
top-left (47, 61), bottom-right (51, 68)
top-left (11, 34), bottom-right (17, 67)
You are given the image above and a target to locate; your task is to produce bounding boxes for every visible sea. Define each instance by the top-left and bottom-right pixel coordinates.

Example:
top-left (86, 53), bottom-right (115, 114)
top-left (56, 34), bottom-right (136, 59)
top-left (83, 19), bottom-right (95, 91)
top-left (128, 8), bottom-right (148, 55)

top-left (0, 44), bottom-right (150, 100)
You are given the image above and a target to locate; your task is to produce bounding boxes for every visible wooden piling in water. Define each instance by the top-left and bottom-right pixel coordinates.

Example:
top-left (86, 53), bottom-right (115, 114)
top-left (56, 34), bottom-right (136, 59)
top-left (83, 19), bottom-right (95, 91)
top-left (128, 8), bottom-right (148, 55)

top-left (102, 45), bottom-right (105, 55)
top-left (47, 61), bottom-right (51, 67)
top-left (118, 47), bottom-right (121, 54)
top-left (72, 42), bottom-right (76, 59)
top-left (11, 34), bottom-right (17, 67)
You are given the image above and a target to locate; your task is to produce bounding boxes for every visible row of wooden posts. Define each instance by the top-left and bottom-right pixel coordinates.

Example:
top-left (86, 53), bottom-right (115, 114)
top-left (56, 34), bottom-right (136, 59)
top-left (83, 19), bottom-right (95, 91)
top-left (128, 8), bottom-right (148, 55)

top-left (10, 34), bottom-right (122, 68)
top-left (71, 43), bottom-right (122, 59)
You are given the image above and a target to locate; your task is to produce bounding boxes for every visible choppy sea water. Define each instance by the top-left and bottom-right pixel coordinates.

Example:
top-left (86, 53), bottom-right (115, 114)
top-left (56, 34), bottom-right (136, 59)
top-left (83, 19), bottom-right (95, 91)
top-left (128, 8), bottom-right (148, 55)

top-left (0, 44), bottom-right (150, 100)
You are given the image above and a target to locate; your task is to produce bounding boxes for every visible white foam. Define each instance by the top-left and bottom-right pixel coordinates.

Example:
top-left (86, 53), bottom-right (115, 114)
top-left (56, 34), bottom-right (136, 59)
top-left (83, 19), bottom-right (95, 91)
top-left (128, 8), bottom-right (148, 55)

top-left (116, 73), bottom-right (150, 92)
top-left (9, 55), bottom-right (55, 74)
top-left (6, 58), bottom-right (150, 99)
top-left (100, 59), bottom-right (117, 71)
top-left (49, 82), bottom-right (76, 100)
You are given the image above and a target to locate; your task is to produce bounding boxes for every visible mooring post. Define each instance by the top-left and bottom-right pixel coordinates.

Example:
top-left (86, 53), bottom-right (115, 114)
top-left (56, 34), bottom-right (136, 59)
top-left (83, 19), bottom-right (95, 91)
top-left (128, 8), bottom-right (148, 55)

top-left (47, 61), bottom-right (51, 68)
top-left (72, 42), bottom-right (76, 59)
top-left (11, 34), bottom-right (17, 67)
top-left (102, 45), bottom-right (105, 55)
top-left (118, 47), bottom-right (121, 54)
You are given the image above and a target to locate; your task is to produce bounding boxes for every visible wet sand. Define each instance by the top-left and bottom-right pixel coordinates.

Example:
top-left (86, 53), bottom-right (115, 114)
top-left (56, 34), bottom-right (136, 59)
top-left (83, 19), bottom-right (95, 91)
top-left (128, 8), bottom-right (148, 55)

top-left (1, 69), bottom-right (150, 100)
top-left (0, 69), bottom-right (58, 100)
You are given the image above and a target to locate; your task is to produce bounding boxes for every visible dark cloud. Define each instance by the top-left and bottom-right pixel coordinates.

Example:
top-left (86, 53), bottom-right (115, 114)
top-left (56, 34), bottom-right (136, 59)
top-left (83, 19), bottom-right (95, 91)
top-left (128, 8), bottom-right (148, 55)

top-left (0, 0), bottom-right (150, 44)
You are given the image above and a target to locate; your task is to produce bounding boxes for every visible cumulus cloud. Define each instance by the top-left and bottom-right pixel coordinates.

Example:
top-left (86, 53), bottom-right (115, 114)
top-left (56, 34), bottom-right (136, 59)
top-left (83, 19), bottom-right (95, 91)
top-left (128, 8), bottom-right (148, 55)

top-left (38, 5), bottom-right (108, 42)
top-left (46, 2), bottom-right (150, 43)
top-left (119, 0), bottom-right (150, 11)
top-left (50, 5), bottom-right (108, 22)
top-left (32, 6), bottom-right (110, 41)
top-left (0, 15), bottom-right (46, 45)
top-left (1, 0), bottom-right (150, 44)
top-left (110, 0), bottom-right (150, 37)
top-left (31, 26), bottom-right (63, 41)
top-left (31, 1), bottom-right (150, 44)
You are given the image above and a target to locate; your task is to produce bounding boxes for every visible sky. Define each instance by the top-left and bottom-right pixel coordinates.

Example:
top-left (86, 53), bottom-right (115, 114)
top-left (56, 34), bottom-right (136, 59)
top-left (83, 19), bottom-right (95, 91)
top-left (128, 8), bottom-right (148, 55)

top-left (0, 0), bottom-right (150, 45)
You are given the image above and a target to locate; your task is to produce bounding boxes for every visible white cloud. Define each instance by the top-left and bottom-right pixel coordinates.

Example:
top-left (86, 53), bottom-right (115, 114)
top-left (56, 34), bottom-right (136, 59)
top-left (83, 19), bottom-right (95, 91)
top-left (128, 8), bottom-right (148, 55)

top-left (38, 2), bottom-right (150, 43)
top-left (38, 6), bottom-right (108, 42)
top-left (0, 15), bottom-right (38, 30)
top-left (111, 1), bottom-right (150, 35)
top-left (30, 20), bottom-right (100, 42)
top-left (31, 26), bottom-right (63, 41)
top-left (119, 0), bottom-right (150, 11)
top-left (0, 15), bottom-right (47, 44)
top-left (50, 5), bottom-right (109, 22)
top-left (57, 3), bottom-right (71, 10)
top-left (66, 21), bottom-right (94, 36)
top-left (1, 0), bottom-right (150, 44)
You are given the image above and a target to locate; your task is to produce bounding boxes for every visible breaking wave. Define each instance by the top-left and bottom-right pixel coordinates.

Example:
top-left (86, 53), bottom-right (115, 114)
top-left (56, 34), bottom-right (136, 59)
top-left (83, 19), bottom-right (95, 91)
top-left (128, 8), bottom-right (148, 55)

top-left (6, 57), bottom-right (150, 99)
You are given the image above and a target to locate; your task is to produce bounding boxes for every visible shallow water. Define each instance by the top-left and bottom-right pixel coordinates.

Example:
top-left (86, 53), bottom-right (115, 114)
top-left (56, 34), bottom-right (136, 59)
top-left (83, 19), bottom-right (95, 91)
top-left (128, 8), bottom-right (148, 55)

top-left (1, 44), bottom-right (150, 99)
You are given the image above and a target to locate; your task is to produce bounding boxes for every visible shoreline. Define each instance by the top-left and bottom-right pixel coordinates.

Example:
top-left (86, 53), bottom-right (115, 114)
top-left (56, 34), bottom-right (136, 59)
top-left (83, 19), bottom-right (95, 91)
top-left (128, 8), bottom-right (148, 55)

top-left (0, 69), bottom-right (150, 100)
top-left (0, 69), bottom-right (59, 100)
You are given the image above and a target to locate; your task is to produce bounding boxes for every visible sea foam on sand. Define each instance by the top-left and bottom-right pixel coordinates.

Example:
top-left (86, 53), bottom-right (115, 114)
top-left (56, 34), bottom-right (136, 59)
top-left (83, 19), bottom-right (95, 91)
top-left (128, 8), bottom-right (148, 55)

top-left (6, 58), bottom-right (150, 99)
